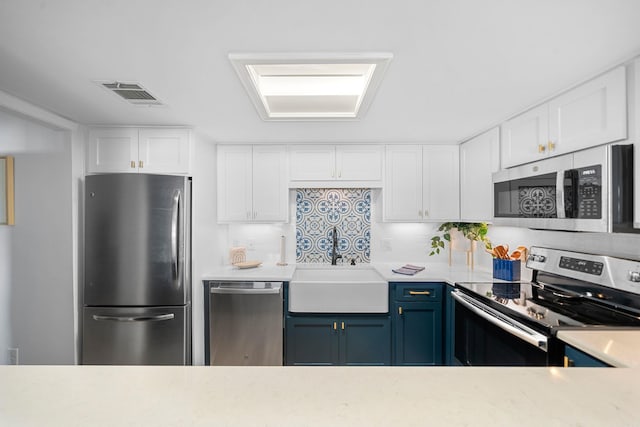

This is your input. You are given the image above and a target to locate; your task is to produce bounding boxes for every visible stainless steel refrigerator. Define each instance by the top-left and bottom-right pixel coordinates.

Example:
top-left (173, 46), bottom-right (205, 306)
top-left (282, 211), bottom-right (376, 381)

top-left (82, 174), bottom-right (191, 365)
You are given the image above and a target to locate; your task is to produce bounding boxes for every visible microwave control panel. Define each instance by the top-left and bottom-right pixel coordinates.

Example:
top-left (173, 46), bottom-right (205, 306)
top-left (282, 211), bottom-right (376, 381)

top-left (576, 165), bottom-right (602, 219)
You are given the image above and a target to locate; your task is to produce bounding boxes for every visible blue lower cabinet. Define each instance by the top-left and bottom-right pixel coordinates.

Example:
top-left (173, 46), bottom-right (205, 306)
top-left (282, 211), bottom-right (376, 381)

top-left (444, 284), bottom-right (456, 365)
top-left (393, 301), bottom-right (443, 365)
top-left (564, 344), bottom-right (610, 367)
top-left (342, 317), bottom-right (391, 366)
top-left (285, 315), bottom-right (391, 366)
top-left (390, 282), bottom-right (444, 366)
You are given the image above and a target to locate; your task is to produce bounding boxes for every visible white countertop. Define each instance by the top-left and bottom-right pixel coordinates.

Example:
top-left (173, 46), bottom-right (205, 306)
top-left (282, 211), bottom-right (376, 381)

top-left (202, 262), bottom-right (497, 285)
top-left (557, 330), bottom-right (640, 368)
top-left (1, 365), bottom-right (639, 426)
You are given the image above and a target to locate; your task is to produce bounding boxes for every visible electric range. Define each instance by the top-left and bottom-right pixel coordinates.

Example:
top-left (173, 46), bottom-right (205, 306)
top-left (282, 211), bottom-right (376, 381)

top-left (452, 246), bottom-right (640, 366)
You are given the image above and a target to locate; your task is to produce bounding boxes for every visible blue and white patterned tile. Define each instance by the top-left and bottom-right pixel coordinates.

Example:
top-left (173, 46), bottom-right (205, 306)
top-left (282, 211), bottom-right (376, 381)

top-left (296, 188), bottom-right (371, 263)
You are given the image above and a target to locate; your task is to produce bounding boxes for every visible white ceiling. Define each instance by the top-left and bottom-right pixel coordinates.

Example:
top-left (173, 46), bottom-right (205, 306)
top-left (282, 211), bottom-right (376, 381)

top-left (0, 0), bottom-right (639, 144)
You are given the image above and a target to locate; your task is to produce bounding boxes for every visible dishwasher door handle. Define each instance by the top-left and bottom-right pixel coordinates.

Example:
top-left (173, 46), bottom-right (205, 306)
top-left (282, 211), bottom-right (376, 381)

top-left (210, 282), bottom-right (282, 295)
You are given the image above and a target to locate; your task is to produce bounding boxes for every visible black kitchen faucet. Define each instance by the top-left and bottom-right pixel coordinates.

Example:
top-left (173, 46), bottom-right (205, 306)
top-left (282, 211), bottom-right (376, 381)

top-left (331, 226), bottom-right (342, 265)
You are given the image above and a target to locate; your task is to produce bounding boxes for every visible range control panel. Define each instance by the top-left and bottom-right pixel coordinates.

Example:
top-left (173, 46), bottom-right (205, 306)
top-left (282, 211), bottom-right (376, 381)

top-left (559, 256), bottom-right (604, 276)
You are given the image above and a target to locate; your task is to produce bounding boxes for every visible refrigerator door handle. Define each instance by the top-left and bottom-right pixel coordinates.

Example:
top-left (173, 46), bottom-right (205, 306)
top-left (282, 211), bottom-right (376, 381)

top-left (92, 313), bottom-right (175, 322)
top-left (171, 189), bottom-right (181, 286)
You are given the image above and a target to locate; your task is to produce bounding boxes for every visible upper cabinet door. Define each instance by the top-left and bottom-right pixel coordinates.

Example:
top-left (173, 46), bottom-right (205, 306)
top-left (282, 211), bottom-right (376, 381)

top-left (289, 145), bottom-right (336, 181)
top-left (138, 128), bottom-right (191, 175)
top-left (549, 66), bottom-right (627, 156)
top-left (422, 145), bottom-right (459, 221)
top-left (460, 128), bottom-right (500, 222)
top-left (252, 145), bottom-right (288, 222)
top-left (336, 146), bottom-right (383, 181)
top-left (87, 128), bottom-right (139, 173)
top-left (384, 145), bottom-right (423, 221)
top-left (501, 104), bottom-right (549, 168)
top-left (217, 145), bottom-right (253, 222)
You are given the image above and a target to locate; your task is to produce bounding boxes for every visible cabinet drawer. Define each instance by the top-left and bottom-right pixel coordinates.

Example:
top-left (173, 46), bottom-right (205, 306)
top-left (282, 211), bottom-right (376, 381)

top-left (394, 283), bottom-right (442, 302)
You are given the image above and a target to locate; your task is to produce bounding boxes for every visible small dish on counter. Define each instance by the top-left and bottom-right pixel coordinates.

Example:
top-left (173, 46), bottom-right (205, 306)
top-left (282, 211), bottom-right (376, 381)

top-left (233, 261), bottom-right (262, 269)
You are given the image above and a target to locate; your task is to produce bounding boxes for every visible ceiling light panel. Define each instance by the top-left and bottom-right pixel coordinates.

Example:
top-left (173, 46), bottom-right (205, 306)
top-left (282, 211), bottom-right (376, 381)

top-left (230, 53), bottom-right (392, 121)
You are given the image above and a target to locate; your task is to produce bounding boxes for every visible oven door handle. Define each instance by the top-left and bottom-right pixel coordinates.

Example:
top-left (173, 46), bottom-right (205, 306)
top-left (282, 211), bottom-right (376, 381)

top-left (452, 291), bottom-right (548, 352)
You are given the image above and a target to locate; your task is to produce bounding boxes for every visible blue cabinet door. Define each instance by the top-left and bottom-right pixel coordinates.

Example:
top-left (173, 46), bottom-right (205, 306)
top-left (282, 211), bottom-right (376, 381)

top-left (285, 315), bottom-right (391, 366)
top-left (285, 316), bottom-right (339, 365)
top-left (564, 345), bottom-right (610, 367)
top-left (341, 317), bottom-right (391, 366)
top-left (444, 284), bottom-right (457, 365)
top-left (393, 301), bottom-right (443, 365)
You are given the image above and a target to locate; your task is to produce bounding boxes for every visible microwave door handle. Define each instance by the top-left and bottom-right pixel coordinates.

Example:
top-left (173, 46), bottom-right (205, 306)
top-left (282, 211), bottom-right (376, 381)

top-left (562, 169), bottom-right (579, 219)
top-left (556, 170), bottom-right (566, 219)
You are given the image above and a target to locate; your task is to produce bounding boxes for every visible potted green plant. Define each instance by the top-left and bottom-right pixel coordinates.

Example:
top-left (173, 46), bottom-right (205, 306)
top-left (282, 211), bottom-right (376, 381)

top-left (429, 222), bottom-right (492, 256)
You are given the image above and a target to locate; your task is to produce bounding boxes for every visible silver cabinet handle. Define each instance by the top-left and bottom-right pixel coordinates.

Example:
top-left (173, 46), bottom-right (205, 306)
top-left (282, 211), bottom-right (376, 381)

top-left (92, 314), bottom-right (175, 322)
top-left (451, 290), bottom-right (548, 351)
top-left (171, 189), bottom-right (181, 283)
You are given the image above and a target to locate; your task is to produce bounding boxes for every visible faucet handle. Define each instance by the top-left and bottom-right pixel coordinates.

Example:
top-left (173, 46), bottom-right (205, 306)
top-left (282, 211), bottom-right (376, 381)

top-left (350, 258), bottom-right (356, 266)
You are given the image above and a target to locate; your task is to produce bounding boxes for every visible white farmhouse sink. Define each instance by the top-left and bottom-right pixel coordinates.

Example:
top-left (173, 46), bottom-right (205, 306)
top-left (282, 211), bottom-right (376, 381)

top-left (289, 265), bottom-right (388, 313)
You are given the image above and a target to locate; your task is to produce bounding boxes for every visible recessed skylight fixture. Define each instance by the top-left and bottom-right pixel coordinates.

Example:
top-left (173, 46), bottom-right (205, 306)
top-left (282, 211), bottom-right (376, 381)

top-left (229, 53), bottom-right (393, 120)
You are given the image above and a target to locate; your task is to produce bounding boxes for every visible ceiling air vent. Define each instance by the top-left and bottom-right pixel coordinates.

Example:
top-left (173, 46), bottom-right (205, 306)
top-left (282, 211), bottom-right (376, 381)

top-left (99, 81), bottom-right (163, 106)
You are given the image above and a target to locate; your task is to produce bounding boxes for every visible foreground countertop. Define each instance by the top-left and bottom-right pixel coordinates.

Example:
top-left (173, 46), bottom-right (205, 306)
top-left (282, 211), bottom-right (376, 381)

top-left (1, 365), bottom-right (639, 426)
top-left (202, 262), bottom-right (497, 285)
top-left (557, 330), bottom-right (640, 368)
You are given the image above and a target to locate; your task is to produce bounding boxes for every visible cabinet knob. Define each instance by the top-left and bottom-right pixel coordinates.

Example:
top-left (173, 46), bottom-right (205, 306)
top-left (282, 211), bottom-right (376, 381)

top-left (341, 321), bottom-right (345, 330)
top-left (548, 141), bottom-right (556, 152)
top-left (398, 306), bottom-right (403, 315)
top-left (139, 160), bottom-right (144, 168)
top-left (538, 144), bottom-right (546, 153)
top-left (424, 210), bottom-right (429, 218)
top-left (333, 322), bottom-right (337, 330)
top-left (418, 210), bottom-right (423, 217)
top-left (130, 161), bottom-right (136, 169)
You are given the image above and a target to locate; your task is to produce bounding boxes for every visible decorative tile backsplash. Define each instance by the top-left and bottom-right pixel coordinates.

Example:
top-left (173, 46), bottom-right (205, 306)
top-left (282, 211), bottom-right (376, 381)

top-left (296, 188), bottom-right (371, 263)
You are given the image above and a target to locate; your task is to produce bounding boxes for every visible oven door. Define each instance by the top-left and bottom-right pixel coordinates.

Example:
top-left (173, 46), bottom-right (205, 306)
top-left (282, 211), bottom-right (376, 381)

top-left (452, 290), bottom-right (549, 366)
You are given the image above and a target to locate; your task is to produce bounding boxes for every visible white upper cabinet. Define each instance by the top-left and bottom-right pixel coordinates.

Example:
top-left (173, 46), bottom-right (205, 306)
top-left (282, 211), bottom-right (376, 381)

top-left (87, 128), bottom-right (139, 173)
top-left (501, 104), bottom-right (549, 168)
top-left (422, 145), bottom-right (460, 221)
top-left (289, 145), bottom-right (335, 181)
top-left (289, 145), bottom-right (383, 186)
top-left (548, 66), bottom-right (627, 156)
top-left (460, 127), bottom-right (500, 222)
top-left (501, 66), bottom-right (627, 168)
top-left (217, 145), bottom-right (288, 223)
top-left (138, 128), bottom-right (191, 174)
top-left (384, 145), bottom-right (423, 221)
top-left (335, 145), bottom-right (383, 181)
top-left (384, 145), bottom-right (459, 222)
top-left (87, 127), bottom-right (191, 175)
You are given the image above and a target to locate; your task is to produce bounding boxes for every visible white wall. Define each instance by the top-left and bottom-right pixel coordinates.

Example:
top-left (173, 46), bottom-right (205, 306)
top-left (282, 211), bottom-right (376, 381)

top-left (190, 133), bottom-right (220, 365)
top-left (0, 108), bottom-right (75, 364)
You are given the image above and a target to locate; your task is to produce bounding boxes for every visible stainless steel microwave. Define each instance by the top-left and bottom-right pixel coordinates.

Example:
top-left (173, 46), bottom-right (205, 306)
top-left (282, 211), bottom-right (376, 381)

top-left (492, 144), bottom-right (634, 233)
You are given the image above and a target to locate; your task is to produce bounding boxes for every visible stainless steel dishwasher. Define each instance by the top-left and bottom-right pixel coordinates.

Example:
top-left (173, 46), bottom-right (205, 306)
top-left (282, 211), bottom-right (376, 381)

top-left (206, 281), bottom-right (283, 366)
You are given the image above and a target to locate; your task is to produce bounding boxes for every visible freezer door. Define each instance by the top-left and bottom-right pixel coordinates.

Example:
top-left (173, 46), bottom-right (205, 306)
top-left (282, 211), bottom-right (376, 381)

top-left (85, 174), bottom-right (191, 306)
top-left (82, 306), bottom-right (190, 365)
